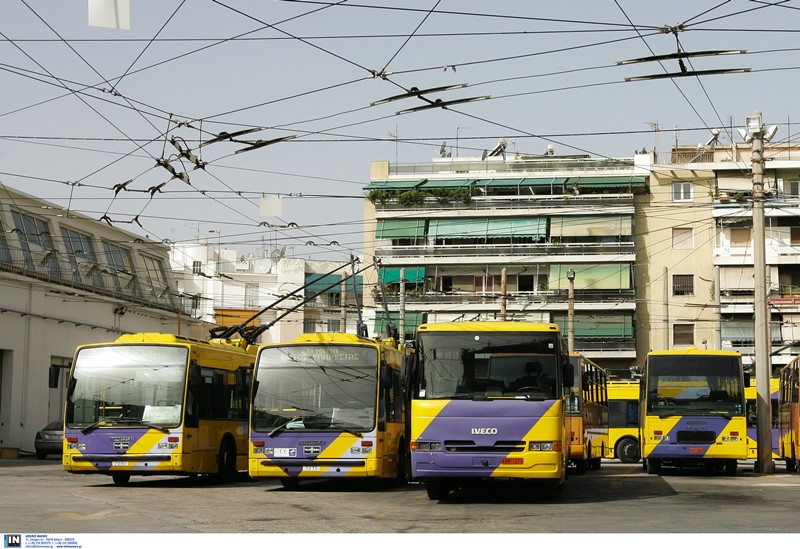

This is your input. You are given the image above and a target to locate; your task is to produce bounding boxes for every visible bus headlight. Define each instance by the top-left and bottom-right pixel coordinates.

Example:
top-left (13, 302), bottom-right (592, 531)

top-left (415, 441), bottom-right (442, 451)
top-left (529, 442), bottom-right (555, 451)
top-left (67, 442), bottom-right (86, 451)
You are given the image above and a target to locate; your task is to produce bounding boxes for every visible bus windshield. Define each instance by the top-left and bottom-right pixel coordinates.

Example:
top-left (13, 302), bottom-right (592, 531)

top-left (252, 345), bottom-right (378, 433)
top-left (66, 345), bottom-right (188, 429)
top-left (416, 331), bottom-right (560, 400)
top-left (646, 355), bottom-right (743, 416)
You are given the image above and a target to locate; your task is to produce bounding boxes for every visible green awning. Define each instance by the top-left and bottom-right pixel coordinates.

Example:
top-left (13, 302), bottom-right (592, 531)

top-left (376, 219), bottom-right (425, 239)
top-left (364, 179), bottom-right (424, 191)
top-left (552, 313), bottom-right (634, 339)
top-left (429, 218), bottom-right (488, 238)
top-left (571, 176), bottom-right (646, 188)
top-left (550, 215), bottom-right (633, 237)
top-left (381, 267), bottom-right (425, 284)
top-left (417, 179), bottom-right (475, 189)
top-left (305, 274), bottom-right (342, 294)
top-left (549, 264), bottom-right (632, 290)
top-left (474, 177), bottom-right (568, 189)
top-left (486, 218), bottom-right (546, 237)
top-left (375, 311), bottom-right (425, 337)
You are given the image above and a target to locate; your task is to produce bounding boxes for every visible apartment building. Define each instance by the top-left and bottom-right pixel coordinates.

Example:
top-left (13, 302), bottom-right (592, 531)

top-left (363, 150), bottom-right (653, 377)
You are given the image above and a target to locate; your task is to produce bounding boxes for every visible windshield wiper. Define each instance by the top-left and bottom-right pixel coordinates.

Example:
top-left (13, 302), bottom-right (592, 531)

top-left (81, 416), bottom-right (169, 434)
top-left (268, 417), bottom-right (304, 437)
top-left (113, 417), bottom-right (170, 433)
top-left (327, 420), bottom-right (364, 438)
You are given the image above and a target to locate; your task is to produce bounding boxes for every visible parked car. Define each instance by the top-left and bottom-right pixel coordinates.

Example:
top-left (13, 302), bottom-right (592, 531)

top-left (34, 421), bottom-right (63, 459)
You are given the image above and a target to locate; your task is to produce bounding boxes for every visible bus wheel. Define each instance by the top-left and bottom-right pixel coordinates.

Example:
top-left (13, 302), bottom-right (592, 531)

top-left (616, 438), bottom-right (640, 463)
top-left (590, 457), bottom-right (602, 470)
top-left (281, 478), bottom-right (300, 490)
top-left (572, 459), bottom-right (588, 475)
top-left (112, 473), bottom-right (131, 486)
top-left (217, 439), bottom-right (237, 482)
top-left (425, 481), bottom-right (450, 501)
top-left (724, 460), bottom-right (738, 476)
top-left (394, 445), bottom-right (408, 486)
top-left (646, 458), bottom-right (661, 475)
top-left (541, 478), bottom-right (562, 500)
top-left (786, 458), bottom-right (797, 473)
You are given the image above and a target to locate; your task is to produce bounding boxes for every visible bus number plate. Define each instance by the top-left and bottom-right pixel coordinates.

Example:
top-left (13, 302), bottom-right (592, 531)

top-left (302, 466), bottom-right (320, 472)
top-left (502, 458), bottom-right (524, 465)
top-left (111, 461), bottom-right (129, 467)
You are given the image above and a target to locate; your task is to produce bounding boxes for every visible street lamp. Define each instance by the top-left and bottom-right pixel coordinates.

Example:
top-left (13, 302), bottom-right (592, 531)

top-left (739, 110), bottom-right (776, 474)
top-left (567, 268), bottom-right (575, 354)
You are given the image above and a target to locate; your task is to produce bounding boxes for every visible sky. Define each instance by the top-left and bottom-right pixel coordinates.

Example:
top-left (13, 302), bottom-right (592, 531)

top-left (2, 0), bottom-right (800, 263)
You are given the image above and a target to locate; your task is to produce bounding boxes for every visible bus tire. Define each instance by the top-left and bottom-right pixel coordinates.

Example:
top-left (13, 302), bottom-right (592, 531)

top-left (786, 458), bottom-right (797, 473)
top-left (424, 481), bottom-right (450, 501)
top-left (572, 459), bottom-right (588, 475)
top-left (281, 478), bottom-right (300, 490)
top-left (724, 459), bottom-right (737, 476)
top-left (646, 458), bottom-right (661, 474)
top-left (616, 437), bottom-right (640, 463)
top-left (217, 438), bottom-right (237, 482)
top-left (112, 473), bottom-right (131, 486)
top-left (394, 441), bottom-right (408, 486)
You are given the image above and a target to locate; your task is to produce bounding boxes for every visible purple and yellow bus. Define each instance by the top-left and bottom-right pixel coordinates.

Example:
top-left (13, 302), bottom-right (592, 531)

top-left (778, 360), bottom-right (800, 471)
top-left (405, 321), bottom-right (573, 500)
top-left (248, 332), bottom-right (408, 488)
top-left (640, 348), bottom-right (749, 475)
top-left (58, 333), bottom-right (257, 485)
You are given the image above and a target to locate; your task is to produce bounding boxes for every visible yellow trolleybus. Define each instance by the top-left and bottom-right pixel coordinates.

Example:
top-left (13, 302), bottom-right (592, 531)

top-left (640, 348), bottom-right (749, 475)
top-left (57, 333), bottom-right (257, 485)
top-left (567, 353), bottom-right (608, 473)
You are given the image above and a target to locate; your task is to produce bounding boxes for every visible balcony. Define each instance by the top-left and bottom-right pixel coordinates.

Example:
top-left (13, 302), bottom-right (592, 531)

top-left (375, 240), bottom-right (635, 259)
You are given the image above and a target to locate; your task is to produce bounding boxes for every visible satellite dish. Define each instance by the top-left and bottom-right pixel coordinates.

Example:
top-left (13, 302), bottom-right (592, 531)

top-left (270, 245), bottom-right (286, 263)
top-left (439, 141), bottom-right (447, 157)
top-left (481, 149), bottom-right (488, 161)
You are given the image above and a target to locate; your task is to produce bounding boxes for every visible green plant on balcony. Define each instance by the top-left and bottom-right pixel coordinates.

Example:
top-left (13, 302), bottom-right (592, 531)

top-left (367, 189), bottom-right (393, 206)
top-left (397, 189), bottom-right (427, 206)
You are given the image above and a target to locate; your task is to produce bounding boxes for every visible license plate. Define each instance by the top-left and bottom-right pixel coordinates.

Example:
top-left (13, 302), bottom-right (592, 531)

top-left (112, 461), bottom-right (129, 467)
top-left (502, 458), bottom-right (524, 465)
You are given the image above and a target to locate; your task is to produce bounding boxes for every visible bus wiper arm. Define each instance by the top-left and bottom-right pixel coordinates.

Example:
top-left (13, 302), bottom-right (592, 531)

top-left (327, 421), bottom-right (364, 438)
top-left (268, 417), bottom-right (302, 437)
top-left (114, 417), bottom-right (170, 433)
top-left (81, 419), bottom-right (112, 434)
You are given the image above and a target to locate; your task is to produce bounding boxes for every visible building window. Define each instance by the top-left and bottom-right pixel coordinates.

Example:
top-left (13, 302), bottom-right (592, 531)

top-left (730, 228), bottom-right (751, 248)
top-left (61, 227), bottom-right (102, 286)
top-left (303, 319), bottom-right (318, 332)
top-left (102, 241), bottom-right (139, 296)
top-left (11, 211), bottom-right (57, 273)
top-left (672, 274), bottom-right (694, 296)
top-left (672, 181), bottom-right (693, 202)
top-left (787, 180), bottom-right (800, 197)
top-left (791, 227), bottom-right (800, 246)
top-left (673, 324), bottom-right (694, 346)
top-left (672, 228), bottom-right (693, 250)
top-left (192, 261), bottom-right (202, 274)
top-left (244, 283), bottom-right (259, 308)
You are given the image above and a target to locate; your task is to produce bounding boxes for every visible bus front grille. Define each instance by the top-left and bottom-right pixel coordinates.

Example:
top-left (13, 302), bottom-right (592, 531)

top-left (444, 440), bottom-right (525, 453)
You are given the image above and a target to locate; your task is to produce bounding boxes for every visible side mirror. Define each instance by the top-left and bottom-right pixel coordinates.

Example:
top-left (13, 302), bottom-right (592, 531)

top-left (235, 366), bottom-right (251, 395)
top-left (48, 365), bottom-right (62, 388)
top-left (562, 360), bottom-right (574, 388)
top-left (380, 363), bottom-right (393, 389)
top-left (744, 372), bottom-right (751, 388)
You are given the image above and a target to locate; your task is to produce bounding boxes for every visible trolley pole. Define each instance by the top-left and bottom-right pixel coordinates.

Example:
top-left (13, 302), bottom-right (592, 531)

top-left (567, 267), bottom-right (575, 354)
top-left (746, 111), bottom-right (775, 474)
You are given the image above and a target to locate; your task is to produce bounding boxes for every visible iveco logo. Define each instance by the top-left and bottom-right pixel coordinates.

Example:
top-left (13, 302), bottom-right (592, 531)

top-left (113, 442), bottom-right (130, 450)
top-left (471, 428), bottom-right (498, 435)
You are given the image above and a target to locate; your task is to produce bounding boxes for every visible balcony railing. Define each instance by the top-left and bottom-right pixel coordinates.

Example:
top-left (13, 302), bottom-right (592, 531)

top-left (375, 240), bottom-right (635, 258)
top-left (383, 289), bottom-right (635, 306)
top-left (372, 192), bottom-right (636, 212)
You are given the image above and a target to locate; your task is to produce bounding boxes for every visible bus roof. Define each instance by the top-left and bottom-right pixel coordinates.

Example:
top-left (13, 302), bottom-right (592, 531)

top-left (417, 321), bottom-right (560, 333)
top-left (646, 348), bottom-right (741, 357)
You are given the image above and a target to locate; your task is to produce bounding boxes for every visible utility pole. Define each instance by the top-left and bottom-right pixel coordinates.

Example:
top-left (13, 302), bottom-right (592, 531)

top-left (567, 268), bottom-right (575, 353)
top-left (742, 111), bottom-right (775, 474)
